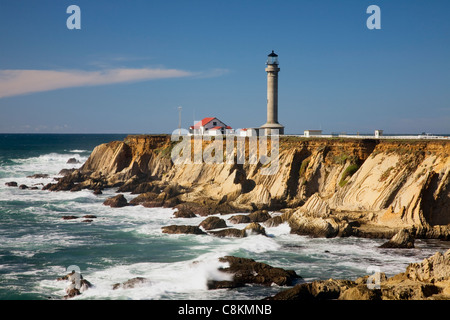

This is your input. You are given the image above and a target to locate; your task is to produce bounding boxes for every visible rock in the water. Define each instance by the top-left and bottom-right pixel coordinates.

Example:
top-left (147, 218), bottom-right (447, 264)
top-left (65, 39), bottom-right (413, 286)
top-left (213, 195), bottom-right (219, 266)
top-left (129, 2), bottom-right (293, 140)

top-left (208, 256), bottom-right (301, 289)
top-left (27, 173), bottom-right (49, 179)
top-left (142, 199), bottom-right (165, 208)
top-left (57, 271), bottom-right (92, 299)
top-left (19, 184), bottom-right (28, 189)
top-left (244, 222), bottom-right (266, 236)
top-left (380, 228), bottom-right (415, 248)
top-left (199, 216), bottom-right (227, 230)
top-left (174, 202), bottom-right (212, 217)
top-left (58, 169), bottom-right (76, 177)
top-left (288, 211), bottom-right (352, 238)
top-left (173, 207), bottom-right (197, 218)
top-left (228, 215), bottom-right (251, 224)
top-left (248, 210), bottom-right (271, 222)
top-left (209, 228), bottom-right (246, 238)
top-left (263, 215), bottom-right (285, 227)
top-left (5, 181), bottom-right (18, 187)
top-left (103, 194), bottom-right (128, 208)
top-left (112, 277), bottom-right (150, 290)
top-left (161, 225), bottom-right (206, 235)
top-left (129, 192), bottom-right (159, 206)
top-left (67, 158), bottom-right (80, 164)
top-left (62, 216), bottom-right (79, 220)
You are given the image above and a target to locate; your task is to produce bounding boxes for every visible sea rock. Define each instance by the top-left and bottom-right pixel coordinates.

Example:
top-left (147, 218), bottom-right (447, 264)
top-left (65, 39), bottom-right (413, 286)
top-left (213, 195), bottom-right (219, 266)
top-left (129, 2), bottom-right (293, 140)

top-left (199, 216), bottom-right (227, 230)
top-left (19, 184), bottom-right (28, 189)
top-left (103, 194), bottom-right (128, 208)
top-left (244, 222), bottom-right (266, 236)
top-left (67, 158), bottom-right (80, 164)
top-left (269, 278), bottom-right (365, 301)
top-left (142, 199), bottom-right (165, 208)
top-left (58, 169), bottom-right (76, 177)
top-left (129, 192), bottom-right (159, 206)
top-left (174, 202), bottom-right (212, 217)
top-left (112, 277), bottom-right (150, 290)
top-left (159, 183), bottom-right (184, 200)
top-left (162, 196), bottom-right (181, 208)
top-left (288, 211), bottom-right (351, 238)
top-left (43, 180), bottom-right (75, 192)
top-left (62, 216), bottom-right (79, 220)
top-left (27, 173), bottom-right (49, 179)
top-left (263, 215), bottom-right (285, 227)
top-left (57, 271), bottom-right (93, 299)
top-left (173, 206), bottom-right (197, 218)
top-left (208, 256), bottom-right (301, 290)
top-left (209, 228), bottom-right (246, 238)
top-left (5, 181), bottom-right (18, 187)
top-left (380, 228), bottom-right (415, 248)
top-left (161, 225), bottom-right (206, 235)
top-left (248, 210), bottom-right (271, 223)
top-left (228, 215), bottom-right (251, 224)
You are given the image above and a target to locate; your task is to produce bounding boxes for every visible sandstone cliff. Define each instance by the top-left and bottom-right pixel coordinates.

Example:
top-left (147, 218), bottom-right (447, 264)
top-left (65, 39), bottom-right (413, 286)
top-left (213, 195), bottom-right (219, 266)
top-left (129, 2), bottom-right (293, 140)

top-left (48, 135), bottom-right (450, 239)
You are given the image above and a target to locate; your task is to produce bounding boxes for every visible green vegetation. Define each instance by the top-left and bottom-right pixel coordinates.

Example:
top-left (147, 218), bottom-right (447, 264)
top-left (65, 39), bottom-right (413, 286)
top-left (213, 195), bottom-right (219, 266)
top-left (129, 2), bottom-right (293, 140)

top-left (299, 157), bottom-right (311, 177)
top-left (155, 140), bottom-right (178, 159)
top-left (339, 164), bottom-right (360, 187)
top-left (332, 153), bottom-right (358, 165)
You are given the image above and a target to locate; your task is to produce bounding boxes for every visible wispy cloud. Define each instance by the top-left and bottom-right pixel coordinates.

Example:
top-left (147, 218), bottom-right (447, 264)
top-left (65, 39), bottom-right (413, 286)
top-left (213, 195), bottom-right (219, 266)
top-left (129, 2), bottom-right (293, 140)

top-left (0, 68), bottom-right (194, 99)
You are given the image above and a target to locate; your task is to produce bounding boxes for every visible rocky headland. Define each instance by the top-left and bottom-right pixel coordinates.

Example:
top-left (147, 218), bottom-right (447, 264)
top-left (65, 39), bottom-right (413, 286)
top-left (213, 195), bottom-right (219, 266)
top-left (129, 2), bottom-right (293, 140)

top-left (39, 134), bottom-right (450, 299)
top-left (43, 135), bottom-right (450, 239)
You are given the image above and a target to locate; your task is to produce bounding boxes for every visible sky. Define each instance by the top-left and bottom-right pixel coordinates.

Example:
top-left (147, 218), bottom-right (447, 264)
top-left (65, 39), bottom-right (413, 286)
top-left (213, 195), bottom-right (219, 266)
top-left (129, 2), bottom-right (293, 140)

top-left (0, 0), bottom-right (449, 134)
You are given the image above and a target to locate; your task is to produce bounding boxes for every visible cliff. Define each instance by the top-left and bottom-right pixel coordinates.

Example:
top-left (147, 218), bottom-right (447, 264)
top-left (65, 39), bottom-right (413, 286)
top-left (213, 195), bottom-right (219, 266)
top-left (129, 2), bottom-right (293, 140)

top-left (48, 134), bottom-right (450, 239)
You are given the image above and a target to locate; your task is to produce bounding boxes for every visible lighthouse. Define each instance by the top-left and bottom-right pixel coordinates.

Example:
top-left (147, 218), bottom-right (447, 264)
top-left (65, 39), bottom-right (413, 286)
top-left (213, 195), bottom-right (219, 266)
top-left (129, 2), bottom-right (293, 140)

top-left (261, 50), bottom-right (284, 135)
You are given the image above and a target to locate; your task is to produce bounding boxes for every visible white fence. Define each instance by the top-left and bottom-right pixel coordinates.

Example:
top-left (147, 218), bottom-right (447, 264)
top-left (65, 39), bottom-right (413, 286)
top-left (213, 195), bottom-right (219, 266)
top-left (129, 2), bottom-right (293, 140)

top-left (284, 134), bottom-right (450, 140)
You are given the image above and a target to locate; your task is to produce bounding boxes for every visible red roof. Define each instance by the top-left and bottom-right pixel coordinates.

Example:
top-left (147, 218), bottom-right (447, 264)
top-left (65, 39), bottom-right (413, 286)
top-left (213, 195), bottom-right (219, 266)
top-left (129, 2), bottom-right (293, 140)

top-left (190, 117), bottom-right (232, 130)
top-left (192, 117), bottom-right (216, 129)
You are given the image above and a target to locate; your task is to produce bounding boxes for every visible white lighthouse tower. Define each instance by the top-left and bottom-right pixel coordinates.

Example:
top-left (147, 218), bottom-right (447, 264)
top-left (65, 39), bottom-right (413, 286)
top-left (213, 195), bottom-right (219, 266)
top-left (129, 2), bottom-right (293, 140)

top-left (261, 50), bottom-right (284, 135)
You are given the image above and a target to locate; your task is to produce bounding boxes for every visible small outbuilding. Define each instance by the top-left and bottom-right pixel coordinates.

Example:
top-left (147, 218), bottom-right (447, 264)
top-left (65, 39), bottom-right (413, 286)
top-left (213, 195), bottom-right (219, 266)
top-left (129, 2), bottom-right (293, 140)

top-left (304, 130), bottom-right (322, 137)
top-left (375, 130), bottom-right (384, 138)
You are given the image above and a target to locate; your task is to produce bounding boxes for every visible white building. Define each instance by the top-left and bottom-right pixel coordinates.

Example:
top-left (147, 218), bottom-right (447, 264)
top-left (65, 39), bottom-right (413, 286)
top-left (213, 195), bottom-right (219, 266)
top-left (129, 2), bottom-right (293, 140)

top-left (304, 130), bottom-right (322, 137)
top-left (375, 130), bottom-right (384, 138)
top-left (189, 117), bottom-right (233, 135)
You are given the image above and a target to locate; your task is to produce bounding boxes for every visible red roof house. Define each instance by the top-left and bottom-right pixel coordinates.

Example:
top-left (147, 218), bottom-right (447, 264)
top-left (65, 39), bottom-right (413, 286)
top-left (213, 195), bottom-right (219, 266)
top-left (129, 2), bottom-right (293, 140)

top-left (189, 117), bottom-right (233, 135)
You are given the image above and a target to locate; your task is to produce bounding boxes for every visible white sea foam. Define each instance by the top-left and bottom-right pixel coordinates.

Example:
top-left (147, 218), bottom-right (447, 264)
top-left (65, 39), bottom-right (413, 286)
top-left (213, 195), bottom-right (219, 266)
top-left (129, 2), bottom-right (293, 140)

top-left (0, 152), bottom-right (88, 191)
top-left (62, 256), bottom-right (233, 300)
top-left (66, 149), bottom-right (90, 153)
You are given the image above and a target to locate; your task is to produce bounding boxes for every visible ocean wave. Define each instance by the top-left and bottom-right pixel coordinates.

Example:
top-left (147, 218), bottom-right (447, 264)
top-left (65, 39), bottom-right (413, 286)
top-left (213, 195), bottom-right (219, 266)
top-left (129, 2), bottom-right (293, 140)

top-left (0, 152), bottom-right (88, 182)
top-left (66, 149), bottom-right (90, 153)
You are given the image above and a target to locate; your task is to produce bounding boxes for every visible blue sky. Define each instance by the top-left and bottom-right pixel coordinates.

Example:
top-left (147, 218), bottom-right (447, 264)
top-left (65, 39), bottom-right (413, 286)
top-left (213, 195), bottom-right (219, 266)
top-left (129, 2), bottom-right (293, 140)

top-left (0, 0), bottom-right (449, 134)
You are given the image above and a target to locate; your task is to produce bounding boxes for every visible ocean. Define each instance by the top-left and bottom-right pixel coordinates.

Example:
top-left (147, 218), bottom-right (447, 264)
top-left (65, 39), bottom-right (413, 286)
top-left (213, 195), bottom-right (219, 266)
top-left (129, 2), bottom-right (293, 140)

top-left (1, 134), bottom-right (449, 300)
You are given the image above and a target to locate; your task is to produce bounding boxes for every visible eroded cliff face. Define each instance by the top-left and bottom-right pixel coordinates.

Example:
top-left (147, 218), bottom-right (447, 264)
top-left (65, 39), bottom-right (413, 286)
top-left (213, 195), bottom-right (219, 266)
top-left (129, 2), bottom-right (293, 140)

top-left (53, 135), bottom-right (450, 238)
